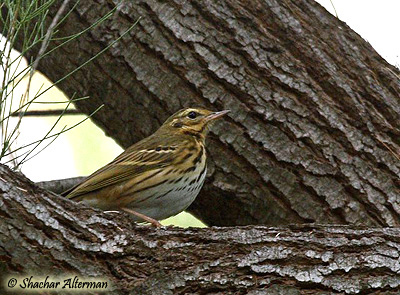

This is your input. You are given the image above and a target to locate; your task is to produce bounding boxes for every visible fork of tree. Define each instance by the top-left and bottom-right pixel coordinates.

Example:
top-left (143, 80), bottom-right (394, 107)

top-left (1, 0), bottom-right (399, 294)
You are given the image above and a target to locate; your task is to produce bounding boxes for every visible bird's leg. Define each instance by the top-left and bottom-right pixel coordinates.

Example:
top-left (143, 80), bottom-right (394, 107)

top-left (122, 207), bottom-right (162, 228)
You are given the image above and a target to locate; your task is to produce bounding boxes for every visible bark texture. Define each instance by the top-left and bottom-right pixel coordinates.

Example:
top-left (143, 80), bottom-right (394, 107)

top-left (1, 165), bottom-right (400, 295)
top-left (3, 0), bottom-right (400, 226)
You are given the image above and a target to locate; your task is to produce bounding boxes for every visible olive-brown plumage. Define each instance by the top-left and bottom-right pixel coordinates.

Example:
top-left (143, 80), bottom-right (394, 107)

top-left (65, 108), bottom-right (229, 226)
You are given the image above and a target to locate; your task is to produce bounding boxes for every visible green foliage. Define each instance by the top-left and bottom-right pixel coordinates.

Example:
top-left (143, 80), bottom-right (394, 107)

top-left (0, 0), bottom-right (139, 169)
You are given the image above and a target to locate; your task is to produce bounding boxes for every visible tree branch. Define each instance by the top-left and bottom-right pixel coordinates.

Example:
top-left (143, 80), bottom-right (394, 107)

top-left (36, 176), bottom-right (85, 194)
top-left (1, 164), bottom-right (400, 294)
top-left (10, 109), bottom-right (83, 117)
top-left (3, 0), bottom-right (399, 227)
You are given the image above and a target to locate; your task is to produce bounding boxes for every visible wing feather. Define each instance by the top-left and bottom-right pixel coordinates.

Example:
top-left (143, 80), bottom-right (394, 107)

top-left (66, 145), bottom-right (178, 199)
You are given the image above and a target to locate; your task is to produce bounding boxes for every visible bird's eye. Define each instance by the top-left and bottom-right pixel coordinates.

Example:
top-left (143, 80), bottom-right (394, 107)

top-left (187, 111), bottom-right (197, 119)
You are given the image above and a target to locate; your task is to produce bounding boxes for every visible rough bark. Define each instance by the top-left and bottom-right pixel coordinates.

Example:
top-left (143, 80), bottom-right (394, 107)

top-left (2, 0), bottom-right (400, 227)
top-left (1, 165), bottom-right (400, 295)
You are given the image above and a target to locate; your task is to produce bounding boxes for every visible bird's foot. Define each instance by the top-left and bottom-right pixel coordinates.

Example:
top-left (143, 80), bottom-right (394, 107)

top-left (122, 207), bottom-right (162, 228)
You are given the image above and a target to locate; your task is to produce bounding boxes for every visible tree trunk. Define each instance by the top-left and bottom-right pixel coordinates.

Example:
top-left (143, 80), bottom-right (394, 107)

top-left (2, 0), bottom-right (400, 227)
top-left (1, 165), bottom-right (400, 295)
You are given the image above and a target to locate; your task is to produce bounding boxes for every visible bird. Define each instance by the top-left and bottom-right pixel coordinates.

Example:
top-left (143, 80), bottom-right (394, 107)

top-left (63, 107), bottom-right (230, 227)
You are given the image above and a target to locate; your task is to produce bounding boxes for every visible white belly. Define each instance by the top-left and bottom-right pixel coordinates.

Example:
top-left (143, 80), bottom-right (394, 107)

top-left (127, 165), bottom-right (207, 221)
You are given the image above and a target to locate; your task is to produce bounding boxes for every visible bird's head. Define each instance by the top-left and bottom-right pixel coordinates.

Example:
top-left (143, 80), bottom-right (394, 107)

top-left (160, 108), bottom-right (230, 139)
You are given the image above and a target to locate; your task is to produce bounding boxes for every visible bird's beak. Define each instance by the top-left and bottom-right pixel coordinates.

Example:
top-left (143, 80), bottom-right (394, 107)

top-left (204, 110), bottom-right (230, 123)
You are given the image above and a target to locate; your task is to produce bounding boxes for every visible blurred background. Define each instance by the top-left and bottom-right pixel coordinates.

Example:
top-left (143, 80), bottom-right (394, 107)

top-left (1, 0), bottom-right (399, 227)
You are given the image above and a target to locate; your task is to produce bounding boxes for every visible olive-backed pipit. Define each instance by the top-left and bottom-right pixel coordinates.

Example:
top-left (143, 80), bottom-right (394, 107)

top-left (64, 108), bottom-right (229, 227)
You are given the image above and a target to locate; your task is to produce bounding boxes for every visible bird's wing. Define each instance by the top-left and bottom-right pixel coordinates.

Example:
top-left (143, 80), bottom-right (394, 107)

top-left (65, 145), bottom-right (178, 199)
